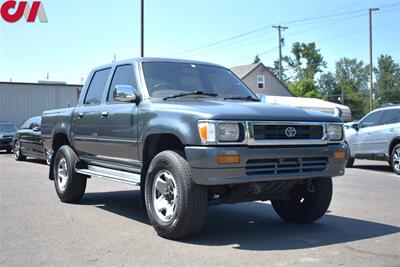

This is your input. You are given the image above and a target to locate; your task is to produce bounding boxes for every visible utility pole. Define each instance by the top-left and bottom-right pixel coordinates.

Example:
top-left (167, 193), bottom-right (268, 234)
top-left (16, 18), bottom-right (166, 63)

top-left (369, 8), bottom-right (379, 111)
top-left (140, 0), bottom-right (144, 57)
top-left (272, 25), bottom-right (288, 81)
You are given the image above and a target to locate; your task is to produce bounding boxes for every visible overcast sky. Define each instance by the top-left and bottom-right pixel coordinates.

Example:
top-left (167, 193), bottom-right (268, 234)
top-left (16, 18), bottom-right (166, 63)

top-left (1, 0), bottom-right (399, 84)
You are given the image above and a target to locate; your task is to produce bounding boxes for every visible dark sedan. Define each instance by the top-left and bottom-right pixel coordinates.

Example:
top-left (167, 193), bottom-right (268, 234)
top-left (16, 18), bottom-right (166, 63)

top-left (0, 122), bottom-right (17, 153)
top-left (13, 116), bottom-right (50, 165)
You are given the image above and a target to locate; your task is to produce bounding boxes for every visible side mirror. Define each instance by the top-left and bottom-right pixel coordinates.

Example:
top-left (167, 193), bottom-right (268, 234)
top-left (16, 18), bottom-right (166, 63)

top-left (351, 123), bottom-right (359, 131)
top-left (32, 126), bottom-right (40, 132)
top-left (257, 92), bottom-right (267, 102)
top-left (113, 85), bottom-right (139, 103)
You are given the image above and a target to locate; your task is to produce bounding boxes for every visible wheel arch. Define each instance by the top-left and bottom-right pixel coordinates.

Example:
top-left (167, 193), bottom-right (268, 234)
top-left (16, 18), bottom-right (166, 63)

top-left (139, 133), bottom-right (185, 202)
top-left (389, 137), bottom-right (400, 157)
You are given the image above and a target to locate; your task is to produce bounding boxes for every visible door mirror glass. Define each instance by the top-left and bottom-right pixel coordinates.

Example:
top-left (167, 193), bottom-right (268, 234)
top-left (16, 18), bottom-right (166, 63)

top-left (351, 123), bottom-right (359, 131)
top-left (113, 85), bottom-right (138, 103)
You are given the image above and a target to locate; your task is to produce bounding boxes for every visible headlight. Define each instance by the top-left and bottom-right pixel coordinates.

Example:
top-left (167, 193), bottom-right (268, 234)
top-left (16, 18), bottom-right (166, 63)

top-left (217, 123), bottom-right (240, 142)
top-left (197, 121), bottom-right (241, 144)
top-left (327, 124), bottom-right (343, 141)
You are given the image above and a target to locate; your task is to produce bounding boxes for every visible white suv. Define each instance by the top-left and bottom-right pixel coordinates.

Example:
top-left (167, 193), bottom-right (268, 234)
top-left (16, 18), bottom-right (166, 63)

top-left (345, 106), bottom-right (400, 174)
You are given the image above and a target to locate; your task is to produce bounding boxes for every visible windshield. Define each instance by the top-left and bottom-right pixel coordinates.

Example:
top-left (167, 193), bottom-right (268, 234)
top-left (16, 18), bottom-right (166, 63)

top-left (0, 123), bottom-right (16, 133)
top-left (142, 62), bottom-right (255, 99)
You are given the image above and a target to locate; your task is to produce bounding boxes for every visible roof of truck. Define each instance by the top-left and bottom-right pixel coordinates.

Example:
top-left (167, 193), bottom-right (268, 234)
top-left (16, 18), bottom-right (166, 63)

top-left (93, 57), bottom-right (224, 71)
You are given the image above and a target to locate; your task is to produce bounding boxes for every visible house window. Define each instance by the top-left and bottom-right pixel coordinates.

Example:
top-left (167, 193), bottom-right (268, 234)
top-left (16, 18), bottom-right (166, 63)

top-left (257, 75), bottom-right (265, 89)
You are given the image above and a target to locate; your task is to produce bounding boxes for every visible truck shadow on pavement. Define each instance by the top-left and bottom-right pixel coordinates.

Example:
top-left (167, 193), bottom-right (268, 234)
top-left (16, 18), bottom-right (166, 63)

top-left (80, 190), bottom-right (400, 251)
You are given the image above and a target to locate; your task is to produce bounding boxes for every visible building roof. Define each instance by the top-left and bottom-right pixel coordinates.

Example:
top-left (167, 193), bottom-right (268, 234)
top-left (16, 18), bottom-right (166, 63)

top-left (230, 63), bottom-right (260, 79)
top-left (230, 62), bottom-right (294, 96)
top-left (0, 81), bottom-right (82, 87)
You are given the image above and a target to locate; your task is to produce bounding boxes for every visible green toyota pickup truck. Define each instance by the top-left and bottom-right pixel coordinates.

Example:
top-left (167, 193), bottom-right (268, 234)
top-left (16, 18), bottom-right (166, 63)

top-left (42, 58), bottom-right (347, 239)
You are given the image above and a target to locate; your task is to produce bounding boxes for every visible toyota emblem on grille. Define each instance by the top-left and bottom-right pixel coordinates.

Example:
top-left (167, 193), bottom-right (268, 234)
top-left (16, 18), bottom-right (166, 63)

top-left (285, 127), bottom-right (297, 137)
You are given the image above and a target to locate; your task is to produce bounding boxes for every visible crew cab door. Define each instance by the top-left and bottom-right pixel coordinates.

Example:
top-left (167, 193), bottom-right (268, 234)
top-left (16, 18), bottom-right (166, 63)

top-left (97, 64), bottom-right (140, 169)
top-left (355, 110), bottom-right (384, 155)
top-left (72, 68), bottom-right (111, 157)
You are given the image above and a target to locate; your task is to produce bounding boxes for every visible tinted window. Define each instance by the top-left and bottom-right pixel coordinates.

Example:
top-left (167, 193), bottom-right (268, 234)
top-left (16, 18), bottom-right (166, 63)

top-left (142, 62), bottom-right (254, 98)
top-left (31, 117), bottom-right (41, 128)
top-left (359, 111), bottom-right (383, 128)
top-left (380, 109), bottom-right (400, 125)
top-left (0, 123), bottom-right (16, 132)
top-left (108, 65), bottom-right (137, 102)
top-left (84, 68), bottom-right (111, 105)
top-left (21, 119), bottom-right (31, 129)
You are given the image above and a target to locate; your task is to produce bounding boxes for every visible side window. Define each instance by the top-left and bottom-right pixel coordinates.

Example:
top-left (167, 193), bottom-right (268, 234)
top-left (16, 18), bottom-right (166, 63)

top-left (32, 117), bottom-right (41, 129)
top-left (84, 68), bottom-right (111, 105)
top-left (21, 119), bottom-right (30, 129)
top-left (359, 111), bottom-right (383, 128)
top-left (380, 109), bottom-right (400, 125)
top-left (108, 65), bottom-right (137, 102)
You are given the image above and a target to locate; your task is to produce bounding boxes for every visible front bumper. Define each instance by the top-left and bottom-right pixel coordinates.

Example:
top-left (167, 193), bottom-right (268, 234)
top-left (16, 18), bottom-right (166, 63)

top-left (185, 144), bottom-right (347, 185)
top-left (0, 139), bottom-right (12, 150)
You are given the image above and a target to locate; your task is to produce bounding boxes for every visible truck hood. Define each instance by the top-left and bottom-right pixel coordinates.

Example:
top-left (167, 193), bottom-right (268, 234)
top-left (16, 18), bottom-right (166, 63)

top-left (149, 99), bottom-right (342, 122)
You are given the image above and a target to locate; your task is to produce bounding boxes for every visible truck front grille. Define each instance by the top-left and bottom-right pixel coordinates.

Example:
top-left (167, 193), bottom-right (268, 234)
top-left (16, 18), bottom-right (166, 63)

top-left (246, 157), bottom-right (328, 176)
top-left (253, 124), bottom-right (323, 140)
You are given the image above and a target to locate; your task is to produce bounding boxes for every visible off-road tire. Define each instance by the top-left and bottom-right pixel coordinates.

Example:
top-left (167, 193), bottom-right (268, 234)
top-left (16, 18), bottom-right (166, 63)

top-left (144, 150), bottom-right (208, 240)
top-left (53, 145), bottom-right (87, 203)
top-left (271, 177), bottom-right (333, 223)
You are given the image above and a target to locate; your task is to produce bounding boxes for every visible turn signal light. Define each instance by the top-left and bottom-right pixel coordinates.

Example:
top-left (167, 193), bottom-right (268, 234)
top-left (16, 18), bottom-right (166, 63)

top-left (333, 151), bottom-right (346, 159)
top-left (218, 155), bottom-right (240, 164)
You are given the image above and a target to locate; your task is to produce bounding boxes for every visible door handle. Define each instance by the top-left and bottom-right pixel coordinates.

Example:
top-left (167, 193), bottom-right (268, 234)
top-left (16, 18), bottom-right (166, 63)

top-left (367, 131), bottom-right (372, 134)
top-left (101, 111), bottom-right (108, 118)
top-left (389, 128), bottom-right (395, 132)
top-left (77, 112), bottom-right (84, 119)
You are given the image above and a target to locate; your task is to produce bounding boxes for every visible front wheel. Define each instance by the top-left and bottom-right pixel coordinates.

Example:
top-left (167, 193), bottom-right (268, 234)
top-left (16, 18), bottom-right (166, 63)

top-left (53, 145), bottom-right (87, 203)
top-left (14, 140), bottom-right (26, 161)
top-left (391, 144), bottom-right (400, 175)
top-left (271, 177), bottom-right (332, 223)
top-left (144, 150), bottom-right (208, 240)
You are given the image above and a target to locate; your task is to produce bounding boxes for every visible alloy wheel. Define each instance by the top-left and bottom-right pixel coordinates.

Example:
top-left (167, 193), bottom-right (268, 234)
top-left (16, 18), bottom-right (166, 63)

top-left (393, 147), bottom-right (400, 172)
top-left (57, 158), bottom-right (69, 192)
top-left (152, 169), bottom-right (178, 223)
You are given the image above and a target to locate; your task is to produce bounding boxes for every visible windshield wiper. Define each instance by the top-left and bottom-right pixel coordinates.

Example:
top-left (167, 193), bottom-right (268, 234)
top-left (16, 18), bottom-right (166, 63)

top-left (224, 95), bottom-right (260, 102)
top-left (163, 90), bottom-right (218, 100)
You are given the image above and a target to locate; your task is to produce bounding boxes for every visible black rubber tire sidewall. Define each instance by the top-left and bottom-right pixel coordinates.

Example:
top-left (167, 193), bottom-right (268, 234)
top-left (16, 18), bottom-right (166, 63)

top-left (53, 145), bottom-right (87, 203)
top-left (144, 150), bottom-right (208, 240)
top-left (271, 177), bottom-right (333, 223)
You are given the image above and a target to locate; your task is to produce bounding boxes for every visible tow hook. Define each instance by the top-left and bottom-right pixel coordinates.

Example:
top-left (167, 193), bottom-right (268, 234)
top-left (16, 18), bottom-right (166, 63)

top-left (306, 179), bottom-right (315, 193)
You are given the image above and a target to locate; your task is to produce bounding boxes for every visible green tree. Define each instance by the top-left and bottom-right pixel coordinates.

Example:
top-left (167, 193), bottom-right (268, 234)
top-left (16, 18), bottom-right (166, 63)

top-left (253, 55), bottom-right (261, 64)
top-left (334, 58), bottom-right (369, 119)
top-left (318, 72), bottom-right (337, 102)
top-left (283, 42), bottom-right (326, 97)
top-left (374, 54), bottom-right (400, 104)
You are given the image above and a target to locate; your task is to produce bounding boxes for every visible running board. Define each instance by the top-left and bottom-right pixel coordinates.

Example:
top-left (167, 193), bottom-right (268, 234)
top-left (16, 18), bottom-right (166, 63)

top-left (75, 165), bottom-right (141, 185)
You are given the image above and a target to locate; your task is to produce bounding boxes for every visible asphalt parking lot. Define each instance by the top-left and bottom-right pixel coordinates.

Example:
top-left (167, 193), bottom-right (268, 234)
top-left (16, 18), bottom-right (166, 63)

top-left (0, 152), bottom-right (399, 266)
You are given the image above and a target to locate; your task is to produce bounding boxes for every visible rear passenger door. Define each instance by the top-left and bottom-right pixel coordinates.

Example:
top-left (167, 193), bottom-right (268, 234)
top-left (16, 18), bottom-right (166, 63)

top-left (72, 68), bottom-right (111, 158)
top-left (97, 64), bottom-right (141, 169)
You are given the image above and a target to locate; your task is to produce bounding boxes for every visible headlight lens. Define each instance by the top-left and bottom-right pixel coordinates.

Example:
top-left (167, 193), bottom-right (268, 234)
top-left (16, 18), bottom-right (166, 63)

top-left (218, 123), bottom-right (240, 142)
top-left (327, 124), bottom-right (343, 141)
